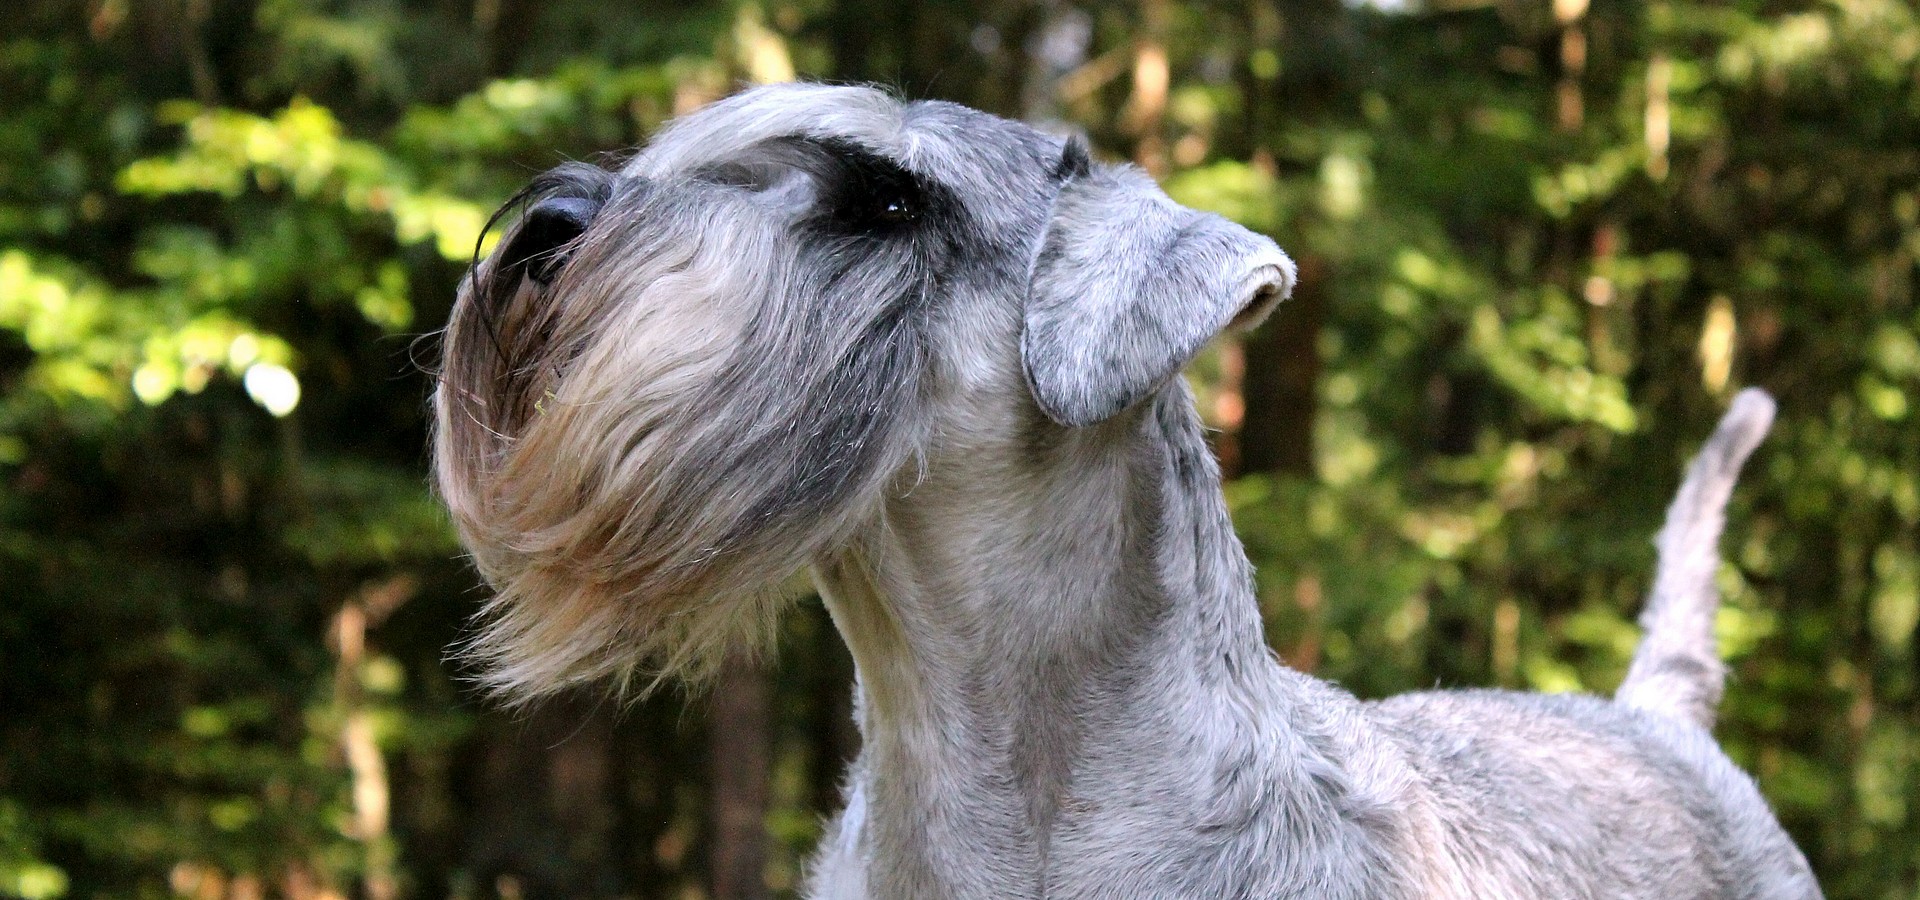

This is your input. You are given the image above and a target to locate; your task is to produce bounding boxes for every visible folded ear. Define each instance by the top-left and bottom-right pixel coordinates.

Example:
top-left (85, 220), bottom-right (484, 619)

top-left (1022, 164), bottom-right (1296, 427)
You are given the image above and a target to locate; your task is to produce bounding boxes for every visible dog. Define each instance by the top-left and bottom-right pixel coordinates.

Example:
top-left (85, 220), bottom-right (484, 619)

top-left (433, 83), bottom-right (1821, 899)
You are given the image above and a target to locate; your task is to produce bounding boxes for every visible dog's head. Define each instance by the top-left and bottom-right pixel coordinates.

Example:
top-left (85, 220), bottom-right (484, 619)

top-left (433, 83), bottom-right (1294, 698)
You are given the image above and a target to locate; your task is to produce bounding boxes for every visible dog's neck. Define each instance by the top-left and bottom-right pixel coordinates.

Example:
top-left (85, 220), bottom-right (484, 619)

top-left (812, 386), bottom-right (1410, 897)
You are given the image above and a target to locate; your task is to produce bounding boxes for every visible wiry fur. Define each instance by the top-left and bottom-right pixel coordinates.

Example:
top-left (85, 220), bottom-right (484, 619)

top-left (1616, 388), bottom-right (1777, 728)
top-left (436, 131), bottom-right (935, 697)
top-left (433, 84), bottom-right (1821, 897)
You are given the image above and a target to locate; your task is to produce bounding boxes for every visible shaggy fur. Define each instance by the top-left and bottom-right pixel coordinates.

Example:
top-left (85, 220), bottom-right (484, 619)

top-left (433, 83), bottom-right (1821, 898)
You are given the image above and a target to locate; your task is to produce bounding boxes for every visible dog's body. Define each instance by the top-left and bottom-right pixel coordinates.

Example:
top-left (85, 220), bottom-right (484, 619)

top-left (434, 84), bottom-right (1820, 898)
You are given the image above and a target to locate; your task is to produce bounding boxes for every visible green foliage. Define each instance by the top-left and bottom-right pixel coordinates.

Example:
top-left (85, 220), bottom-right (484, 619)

top-left (1, 800), bottom-right (69, 900)
top-left (1, 0), bottom-right (1915, 897)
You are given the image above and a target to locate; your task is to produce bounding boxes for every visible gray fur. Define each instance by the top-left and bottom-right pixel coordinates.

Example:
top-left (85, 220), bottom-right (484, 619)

top-left (1616, 388), bottom-right (1777, 728)
top-left (1024, 164), bottom-right (1295, 426)
top-left (432, 84), bottom-right (1821, 898)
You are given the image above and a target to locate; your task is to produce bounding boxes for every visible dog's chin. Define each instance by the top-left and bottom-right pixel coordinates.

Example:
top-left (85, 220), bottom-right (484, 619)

top-left (439, 362), bottom-right (906, 701)
top-left (449, 396), bottom-right (923, 700)
top-left (456, 554), bottom-right (801, 703)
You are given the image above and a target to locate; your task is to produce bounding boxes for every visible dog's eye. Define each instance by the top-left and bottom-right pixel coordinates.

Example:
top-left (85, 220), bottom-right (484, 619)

top-left (831, 182), bottom-right (923, 234)
top-left (871, 194), bottom-right (918, 225)
top-left (748, 136), bottom-right (931, 235)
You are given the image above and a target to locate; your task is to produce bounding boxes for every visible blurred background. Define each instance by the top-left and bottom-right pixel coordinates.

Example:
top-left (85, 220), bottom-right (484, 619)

top-left (2, 0), bottom-right (1917, 897)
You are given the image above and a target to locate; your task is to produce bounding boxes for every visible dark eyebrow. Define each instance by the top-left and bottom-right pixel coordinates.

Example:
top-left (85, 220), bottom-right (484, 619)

top-left (687, 134), bottom-right (955, 241)
top-left (689, 135), bottom-right (925, 194)
top-left (786, 136), bottom-right (926, 192)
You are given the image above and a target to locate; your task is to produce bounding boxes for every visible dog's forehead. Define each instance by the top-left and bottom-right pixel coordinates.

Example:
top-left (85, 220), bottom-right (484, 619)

top-left (623, 84), bottom-right (1058, 188)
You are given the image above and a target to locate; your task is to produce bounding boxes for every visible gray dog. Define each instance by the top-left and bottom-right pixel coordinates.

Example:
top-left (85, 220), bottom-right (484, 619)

top-left (433, 83), bottom-right (1821, 899)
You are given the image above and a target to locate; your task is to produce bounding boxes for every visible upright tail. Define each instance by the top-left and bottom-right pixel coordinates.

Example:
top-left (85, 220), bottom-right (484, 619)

top-left (1615, 388), bottom-right (1777, 729)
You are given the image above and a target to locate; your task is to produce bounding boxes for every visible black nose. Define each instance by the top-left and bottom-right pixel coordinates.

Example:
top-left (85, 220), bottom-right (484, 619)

top-left (504, 196), bottom-right (602, 285)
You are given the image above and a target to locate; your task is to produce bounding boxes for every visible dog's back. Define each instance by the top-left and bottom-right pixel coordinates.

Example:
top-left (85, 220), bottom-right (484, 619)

top-left (1372, 691), bottom-right (1818, 899)
top-left (1365, 390), bottom-right (1818, 898)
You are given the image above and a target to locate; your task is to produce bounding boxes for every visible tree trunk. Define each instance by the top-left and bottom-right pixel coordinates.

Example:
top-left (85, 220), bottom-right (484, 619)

top-left (708, 652), bottom-right (772, 900)
top-left (466, 694), bottom-right (621, 897)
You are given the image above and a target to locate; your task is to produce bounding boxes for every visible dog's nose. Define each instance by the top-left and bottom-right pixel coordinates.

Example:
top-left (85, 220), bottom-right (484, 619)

top-left (507, 197), bottom-right (601, 285)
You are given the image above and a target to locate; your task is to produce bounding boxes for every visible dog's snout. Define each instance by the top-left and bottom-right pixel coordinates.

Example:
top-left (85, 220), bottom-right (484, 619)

top-left (694, 159), bottom-right (785, 192)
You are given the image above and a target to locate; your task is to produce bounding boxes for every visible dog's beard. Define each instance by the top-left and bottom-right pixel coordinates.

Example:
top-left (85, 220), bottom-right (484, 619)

top-left (435, 192), bottom-right (928, 701)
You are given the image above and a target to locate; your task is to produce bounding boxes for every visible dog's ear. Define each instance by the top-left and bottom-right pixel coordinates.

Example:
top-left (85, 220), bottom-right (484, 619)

top-left (1022, 163), bottom-right (1296, 427)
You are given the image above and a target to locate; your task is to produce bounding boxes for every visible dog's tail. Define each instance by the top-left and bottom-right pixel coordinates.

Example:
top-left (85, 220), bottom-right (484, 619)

top-left (1615, 388), bottom-right (1776, 729)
